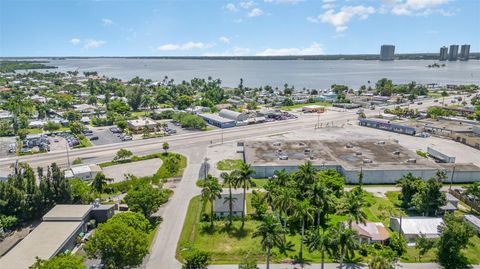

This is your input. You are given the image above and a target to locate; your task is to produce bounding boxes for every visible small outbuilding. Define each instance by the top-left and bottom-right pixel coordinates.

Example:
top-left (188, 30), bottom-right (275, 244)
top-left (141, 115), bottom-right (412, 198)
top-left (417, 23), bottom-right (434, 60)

top-left (65, 164), bottom-right (102, 180)
top-left (213, 193), bottom-right (246, 218)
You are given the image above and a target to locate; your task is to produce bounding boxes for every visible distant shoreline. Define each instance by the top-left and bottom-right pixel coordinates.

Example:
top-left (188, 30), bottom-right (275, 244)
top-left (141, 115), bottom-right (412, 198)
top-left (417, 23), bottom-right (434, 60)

top-left (1, 53), bottom-right (480, 61)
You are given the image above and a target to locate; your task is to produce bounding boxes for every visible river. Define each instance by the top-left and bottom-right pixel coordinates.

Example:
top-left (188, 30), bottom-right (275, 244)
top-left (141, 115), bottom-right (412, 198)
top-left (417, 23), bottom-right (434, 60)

top-left (41, 58), bottom-right (480, 89)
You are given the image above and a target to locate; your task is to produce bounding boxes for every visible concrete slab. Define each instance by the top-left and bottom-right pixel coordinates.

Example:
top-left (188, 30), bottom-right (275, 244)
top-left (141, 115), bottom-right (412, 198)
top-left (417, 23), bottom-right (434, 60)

top-left (103, 158), bottom-right (163, 183)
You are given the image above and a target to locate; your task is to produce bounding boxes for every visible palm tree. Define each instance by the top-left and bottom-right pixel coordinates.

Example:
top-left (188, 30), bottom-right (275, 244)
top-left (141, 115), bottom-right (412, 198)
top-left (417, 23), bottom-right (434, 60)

top-left (234, 161), bottom-right (255, 225)
top-left (272, 187), bottom-right (297, 228)
top-left (252, 215), bottom-right (285, 269)
top-left (221, 171), bottom-right (238, 226)
top-left (465, 182), bottom-right (480, 204)
top-left (332, 224), bottom-right (358, 269)
top-left (307, 179), bottom-right (332, 227)
top-left (293, 199), bottom-right (315, 260)
top-left (296, 161), bottom-right (317, 194)
top-left (338, 190), bottom-right (367, 228)
top-left (201, 174), bottom-right (223, 227)
top-left (272, 169), bottom-right (290, 187)
top-left (305, 227), bottom-right (333, 269)
top-left (368, 254), bottom-right (394, 269)
top-left (91, 172), bottom-right (107, 193)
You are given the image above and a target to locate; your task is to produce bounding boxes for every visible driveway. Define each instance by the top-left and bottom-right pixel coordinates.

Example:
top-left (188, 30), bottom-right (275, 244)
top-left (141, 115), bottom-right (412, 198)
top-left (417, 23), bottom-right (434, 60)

top-left (102, 158), bottom-right (163, 183)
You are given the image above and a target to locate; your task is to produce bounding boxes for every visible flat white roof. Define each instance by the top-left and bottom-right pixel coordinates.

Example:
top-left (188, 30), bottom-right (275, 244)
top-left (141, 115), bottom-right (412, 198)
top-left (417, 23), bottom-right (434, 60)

top-left (465, 214), bottom-right (480, 229)
top-left (70, 165), bottom-right (92, 175)
top-left (127, 118), bottom-right (156, 127)
top-left (43, 204), bottom-right (92, 221)
top-left (393, 217), bottom-right (444, 235)
top-left (0, 221), bottom-right (83, 268)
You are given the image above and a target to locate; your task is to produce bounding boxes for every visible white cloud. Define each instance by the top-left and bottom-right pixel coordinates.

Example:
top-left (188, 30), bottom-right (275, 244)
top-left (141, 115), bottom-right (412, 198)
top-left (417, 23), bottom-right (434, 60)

top-left (264, 0), bottom-right (304, 4)
top-left (308, 5), bottom-right (376, 32)
top-left (256, 42), bottom-right (325, 56)
top-left (219, 36), bottom-right (231, 44)
top-left (389, 0), bottom-right (451, 16)
top-left (84, 39), bottom-right (106, 49)
top-left (156, 41), bottom-right (215, 51)
top-left (322, 3), bottom-right (335, 9)
top-left (224, 3), bottom-right (239, 12)
top-left (240, 1), bottom-right (256, 9)
top-left (203, 47), bottom-right (252, 56)
top-left (101, 18), bottom-right (113, 26)
top-left (70, 38), bottom-right (81, 45)
top-left (248, 8), bottom-right (264, 17)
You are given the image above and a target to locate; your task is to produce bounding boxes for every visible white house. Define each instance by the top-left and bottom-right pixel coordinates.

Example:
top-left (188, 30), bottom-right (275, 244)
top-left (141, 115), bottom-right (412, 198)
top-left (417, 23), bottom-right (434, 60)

top-left (390, 217), bottom-right (444, 244)
top-left (65, 164), bottom-right (102, 180)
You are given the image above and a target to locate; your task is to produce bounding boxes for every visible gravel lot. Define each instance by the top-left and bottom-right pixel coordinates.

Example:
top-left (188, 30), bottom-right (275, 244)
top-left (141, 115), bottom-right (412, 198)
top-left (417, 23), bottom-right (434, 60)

top-left (102, 158), bottom-right (163, 183)
top-left (0, 137), bottom-right (16, 158)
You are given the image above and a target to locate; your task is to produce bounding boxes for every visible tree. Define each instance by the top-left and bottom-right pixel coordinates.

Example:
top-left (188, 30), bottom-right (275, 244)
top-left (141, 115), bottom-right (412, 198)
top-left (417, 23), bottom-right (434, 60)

top-left (296, 161), bottom-right (317, 194)
top-left (69, 179), bottom-right (93, 204)
top-left (221, 171), bottom-right (238, 225)
top-left (31, 254), bottom-right (85, 269)
top-left (412, 177), bottom-right (446, 216)
top-left (293, 199), bottom-right (315, 260)
top-left (338, 189), bottom-right (367, 228)
top-left (272, 187), bottom-right (297, 228)
top-left (116, 120), bottom-right (128, 131)
top-left (465, 182), bottom-right (480, 204)
top-left (415, 234), bottom-right (436, 261)
top-left (85, 221), bottom-right (149, 268)
top-left (69, 121), bottom-right (84, 135)
top-left (108, 212), bottom-right (151, 233)
top-left (397, 173), bottom-right (424, 209)
top-left (235, 161), bottom-right (255, 225)
top-left (437, 213), bottom-right (475, 269)
top-left (252, 215), bottom-right (285, 269)
top-left (305, 227), bottom-right (333, 269)
top-left (114, 148), bottom-right (133, 161)
top-left (162, 142), bottom-right (170, 153)
top-left (124, 184), bottom-right (170, 218)
top-left (368, 254), bottom-right (394, 269)
top-left (308, 179), bottom-right (332, 227)
top-left (90, 172), bottom-right (108, 193)
top-left (43, 121), bottom-right (61, 132)
top-left (389, 232), bottom-right (407, 256)
top-left (331, 224), bottom-right (358, 269)
top-left (251, 190), bottom-right (268, 218)
top-left (201, 174), bottom-right (222, 227)
top-left (182, 250), bottom-right (211, 269)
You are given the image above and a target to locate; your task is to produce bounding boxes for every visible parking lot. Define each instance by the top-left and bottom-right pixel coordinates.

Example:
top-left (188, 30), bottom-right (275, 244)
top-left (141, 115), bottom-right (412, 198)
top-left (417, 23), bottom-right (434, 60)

top-left (87, 127), bottom-right (123, 146)
top-left (0, 137), bottom-right (16, 158)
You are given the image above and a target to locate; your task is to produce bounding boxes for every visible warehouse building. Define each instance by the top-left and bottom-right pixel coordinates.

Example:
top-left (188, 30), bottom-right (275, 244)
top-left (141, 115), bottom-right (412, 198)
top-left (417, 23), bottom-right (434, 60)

top-left (199, 113), bottom-right (236, 128)
top-left (242, 139), bottom-right (480, 184)
top-left (0, 204), bottom-right (114, 268)
top-left (218, 109), bottom-right (248, 122)
top-left (390, 217), bottom-right (444, 244)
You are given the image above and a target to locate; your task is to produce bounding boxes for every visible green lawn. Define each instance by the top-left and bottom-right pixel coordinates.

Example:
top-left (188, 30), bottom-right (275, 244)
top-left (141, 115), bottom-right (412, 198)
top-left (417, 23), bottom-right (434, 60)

top-left (279, 101), bottom-right (332, 111)
top-left (251, 178), bottom-right (269, 189)
top-left (216, 159), bottom-right (243, 171)
top-left (177, 190), bottom-right (480, 264)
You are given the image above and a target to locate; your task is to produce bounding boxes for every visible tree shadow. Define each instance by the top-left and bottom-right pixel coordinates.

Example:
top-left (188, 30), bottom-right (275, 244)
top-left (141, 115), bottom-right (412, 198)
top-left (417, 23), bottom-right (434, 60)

top-left (290, 255), bottom-right (312, 268)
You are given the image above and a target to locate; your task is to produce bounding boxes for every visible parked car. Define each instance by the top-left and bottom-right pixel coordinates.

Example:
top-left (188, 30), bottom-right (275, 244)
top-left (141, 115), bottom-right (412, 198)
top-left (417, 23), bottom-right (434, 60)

top-left (89, 136), bottom-right (99, 141)
top-left (121, 136), bottom-right (132, 141)
top-left (109, 127), bottom-right (122, 133)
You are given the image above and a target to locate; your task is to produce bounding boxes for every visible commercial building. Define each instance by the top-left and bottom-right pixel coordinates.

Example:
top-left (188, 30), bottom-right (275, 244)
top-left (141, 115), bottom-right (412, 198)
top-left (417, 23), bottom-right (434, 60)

top-left (127, 118), bottom-right (157, 133)
top-left (213, 193), bottom-right (246, 218)
top-left (243, 139), bottom-right (480, 184)
top-left (358, 118), bottom-right (417, 135)
top-left (449, 45), bottom-right (459, 61)
top-left (439, 46), bottom-right (448, 61)
top-left (199, 113), bottom-right (236, 128)
top-left (302, 105), bottom-right (326, 113)
top-left (0, 205), bottom-right (92, 268)
top-left (380, 45), bottom-right (395, 61)
top-left (460, 44), bottom-right (471, 61)
top-left (390, 217), bottom-right (444, 244)
top-left (64, 164), bottom-right (102, 180)
top-left (218, 109), bottom-right (248, 122)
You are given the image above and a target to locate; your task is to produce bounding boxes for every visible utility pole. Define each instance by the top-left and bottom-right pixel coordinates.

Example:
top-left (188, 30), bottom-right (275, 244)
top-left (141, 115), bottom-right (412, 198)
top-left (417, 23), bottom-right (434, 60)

top-left (66, 144), bottom-right (71, 168)
top-left (221, 129), bottom-right (224, 144)
top-left (317, 112), bottom-right (320, 129)
top-left (449, 165), bottom-right (456, 190)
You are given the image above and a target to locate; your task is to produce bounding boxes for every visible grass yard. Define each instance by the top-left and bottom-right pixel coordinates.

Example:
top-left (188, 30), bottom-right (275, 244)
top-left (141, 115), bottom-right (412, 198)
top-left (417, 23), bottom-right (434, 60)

top-left (216, 159), bottom-right (243, 171)
top-left (251, 178), bottom-right (269, 189)
top-left (279, 101), bottom-right (332, 111)
top-left (177, 189), bottom-right (480, 264)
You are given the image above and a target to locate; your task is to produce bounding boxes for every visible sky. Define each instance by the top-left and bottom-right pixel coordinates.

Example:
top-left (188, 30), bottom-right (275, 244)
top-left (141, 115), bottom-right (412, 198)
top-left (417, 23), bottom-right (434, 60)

top-left (0, 0), bottom-right (479, 57)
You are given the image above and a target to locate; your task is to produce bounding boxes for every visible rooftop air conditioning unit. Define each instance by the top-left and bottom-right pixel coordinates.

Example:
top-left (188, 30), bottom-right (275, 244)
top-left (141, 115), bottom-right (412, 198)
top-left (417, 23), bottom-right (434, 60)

top-left (393, 151), bottom-right (401, 155)
top-left (299, 142), bottom-right (306, 146)
top-left (346, 143), bottom-right (354, 148)
top-left (355, 151), bottom-right (362, 156)
top-left (273, 142), bottom-right (281, 147)
top-left (377, 141), bottom-right (386, 145)
top-left (279, 155), bottom-right (289, 160)
top-left (407, 159), bottom-right (417, 164)
top-left (304, 148), bottom-right (311, 153)
top-left (363, 158), bottom-right (373, 164)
